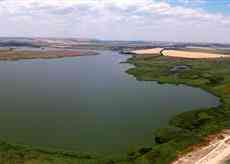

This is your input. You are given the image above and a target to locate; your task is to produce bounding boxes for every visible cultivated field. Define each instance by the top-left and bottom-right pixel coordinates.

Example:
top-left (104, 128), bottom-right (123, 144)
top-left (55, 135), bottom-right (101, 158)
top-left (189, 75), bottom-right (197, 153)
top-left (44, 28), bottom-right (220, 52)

top-left (162, 50), bottom-right (230, 59)
top-left (0, 49), bottom-right (98, 60)
top-left (131, 48), bottom-right (163, 55)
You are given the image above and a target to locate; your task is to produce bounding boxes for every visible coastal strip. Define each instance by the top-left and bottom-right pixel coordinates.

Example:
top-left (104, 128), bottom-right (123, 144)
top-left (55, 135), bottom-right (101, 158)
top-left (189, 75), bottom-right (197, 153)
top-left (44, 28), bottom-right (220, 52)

top-left (126, 50), bottom-right (230, 164)
top-left (173, 130), bottom-right (230, 164)
top-left (0, 49), bottom-right (98, 61)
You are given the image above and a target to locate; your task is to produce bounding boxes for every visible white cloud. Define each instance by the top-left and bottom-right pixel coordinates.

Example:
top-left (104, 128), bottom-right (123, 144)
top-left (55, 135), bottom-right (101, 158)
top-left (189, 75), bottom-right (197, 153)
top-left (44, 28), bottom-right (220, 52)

top-left (0, 0), bottom-right (230, 43)
top-left (176, 0), bottom-right (207, 5)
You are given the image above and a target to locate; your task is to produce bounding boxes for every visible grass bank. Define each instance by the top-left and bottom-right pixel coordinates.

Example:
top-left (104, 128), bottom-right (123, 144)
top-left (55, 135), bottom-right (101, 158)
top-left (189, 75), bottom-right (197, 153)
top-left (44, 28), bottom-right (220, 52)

top-left (125, 55), bottom-right (230, 164)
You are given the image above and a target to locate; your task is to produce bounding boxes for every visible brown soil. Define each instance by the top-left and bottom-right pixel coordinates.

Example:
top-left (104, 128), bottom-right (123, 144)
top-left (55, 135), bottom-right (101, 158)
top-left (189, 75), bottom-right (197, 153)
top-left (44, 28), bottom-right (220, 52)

top-left (0, 50), bottom-right (98, 60)
top-left (173, 130), bottom-right (230, 164)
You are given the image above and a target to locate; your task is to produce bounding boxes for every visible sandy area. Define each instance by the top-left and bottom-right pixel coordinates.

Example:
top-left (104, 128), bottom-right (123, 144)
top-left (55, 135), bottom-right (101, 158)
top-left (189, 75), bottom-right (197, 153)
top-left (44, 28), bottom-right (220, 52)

top-left (173, 130), bottom-right (230, 164)
top-left (131, 48), bottom-right (164, 55)
top-left (163, 50), bottom-right (230, 59)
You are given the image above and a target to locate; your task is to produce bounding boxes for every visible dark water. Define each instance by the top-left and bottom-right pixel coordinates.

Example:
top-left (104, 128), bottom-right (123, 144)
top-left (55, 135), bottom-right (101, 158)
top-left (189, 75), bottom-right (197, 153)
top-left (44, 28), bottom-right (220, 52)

top-left (0, 51), bottom-right (219, 155)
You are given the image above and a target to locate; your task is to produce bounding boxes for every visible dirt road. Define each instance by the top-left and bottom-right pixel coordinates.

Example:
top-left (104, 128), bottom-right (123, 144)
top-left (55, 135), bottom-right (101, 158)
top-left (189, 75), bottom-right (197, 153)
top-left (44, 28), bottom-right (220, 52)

top-left (173, 130), bottom-right (230, 164)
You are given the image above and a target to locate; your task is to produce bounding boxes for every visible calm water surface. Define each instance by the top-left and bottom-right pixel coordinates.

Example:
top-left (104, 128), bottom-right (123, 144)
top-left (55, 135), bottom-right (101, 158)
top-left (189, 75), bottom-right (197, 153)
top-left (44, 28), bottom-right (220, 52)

top-left (0, 51), bottom-right (219, 155)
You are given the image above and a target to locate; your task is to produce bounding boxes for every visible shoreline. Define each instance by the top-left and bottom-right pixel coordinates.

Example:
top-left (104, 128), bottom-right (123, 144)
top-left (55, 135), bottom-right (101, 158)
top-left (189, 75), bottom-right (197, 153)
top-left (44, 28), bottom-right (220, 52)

top-left (126, 52), bottom-right (230, 163)
top-left (125, 47), bottom-right (230, 59)
top-left (173, 130), bottom-right (230, 164)
top-left (0, 49), bottom-right (99, 61)
top-left (0, 49), bottom-right (229, 163)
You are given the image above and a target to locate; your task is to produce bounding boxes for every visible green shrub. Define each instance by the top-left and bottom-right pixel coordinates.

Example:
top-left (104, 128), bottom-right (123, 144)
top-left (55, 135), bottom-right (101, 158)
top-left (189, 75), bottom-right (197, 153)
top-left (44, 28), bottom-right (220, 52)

top-left (154, 127), bottom-right (190, 144)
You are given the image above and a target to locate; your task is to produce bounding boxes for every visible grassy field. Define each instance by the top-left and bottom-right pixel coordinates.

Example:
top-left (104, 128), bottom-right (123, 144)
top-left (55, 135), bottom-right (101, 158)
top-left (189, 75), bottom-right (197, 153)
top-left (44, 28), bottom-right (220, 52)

top-left (0, 140), bottom-right (150, 164)
top-left (0, 141), bottom-right (100, 164)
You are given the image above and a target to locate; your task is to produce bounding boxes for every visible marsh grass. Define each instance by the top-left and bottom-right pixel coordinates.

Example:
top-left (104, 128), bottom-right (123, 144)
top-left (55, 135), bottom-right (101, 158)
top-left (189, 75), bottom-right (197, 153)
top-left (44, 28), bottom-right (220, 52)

top-left (126, 56), bottom-right (230, 164)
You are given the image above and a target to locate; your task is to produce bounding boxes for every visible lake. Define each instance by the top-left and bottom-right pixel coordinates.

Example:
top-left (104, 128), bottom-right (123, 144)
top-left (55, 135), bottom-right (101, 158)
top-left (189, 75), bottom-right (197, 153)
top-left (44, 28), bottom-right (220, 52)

top-left (0, 51), bottom-right (219, 155)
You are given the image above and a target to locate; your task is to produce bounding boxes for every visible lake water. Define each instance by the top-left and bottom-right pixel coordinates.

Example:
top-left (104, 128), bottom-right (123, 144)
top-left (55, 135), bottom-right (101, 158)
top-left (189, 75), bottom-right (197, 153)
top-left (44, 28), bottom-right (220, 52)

top-left (0, 51), bottom-right (219, 155)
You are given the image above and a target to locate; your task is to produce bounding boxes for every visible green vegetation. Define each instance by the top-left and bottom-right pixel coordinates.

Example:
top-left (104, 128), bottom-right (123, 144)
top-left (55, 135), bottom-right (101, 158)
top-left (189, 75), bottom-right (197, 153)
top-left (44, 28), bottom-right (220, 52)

top-left (0, 140), bottom-right (153, 164)
top-left (126, 56), bottom-right (230, 164)
top-left (1, 55), bottom-right (230, 164)
top-left (0, 141), bottom-right (112, 164)
top-left (226, 160), bottom-right (230, 164)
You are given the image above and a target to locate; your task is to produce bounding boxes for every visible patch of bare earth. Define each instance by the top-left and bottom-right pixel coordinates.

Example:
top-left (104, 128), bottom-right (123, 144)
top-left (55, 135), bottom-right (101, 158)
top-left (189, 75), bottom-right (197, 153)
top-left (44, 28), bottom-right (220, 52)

top-left (0, 50), bottom-right (97, 60)
top-left (130, 48), bottom-right (164, 59)
top-left (173, 130), bottom-right (230, 164)
top-left (131, 48), bottom-right (164, 55)
top-left (163, 50), bottom-right (230, 59)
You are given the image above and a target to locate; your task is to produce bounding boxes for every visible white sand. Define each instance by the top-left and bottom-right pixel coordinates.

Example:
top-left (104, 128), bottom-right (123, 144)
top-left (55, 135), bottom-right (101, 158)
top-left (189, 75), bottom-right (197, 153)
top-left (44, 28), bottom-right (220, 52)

top-left (173, 130), bottom-right (230, 164)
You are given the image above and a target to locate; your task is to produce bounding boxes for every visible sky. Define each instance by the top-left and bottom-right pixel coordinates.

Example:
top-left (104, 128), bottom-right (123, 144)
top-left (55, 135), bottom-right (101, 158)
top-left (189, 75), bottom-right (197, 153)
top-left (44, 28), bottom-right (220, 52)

top-left (0, 0), bottom-right (230, 43)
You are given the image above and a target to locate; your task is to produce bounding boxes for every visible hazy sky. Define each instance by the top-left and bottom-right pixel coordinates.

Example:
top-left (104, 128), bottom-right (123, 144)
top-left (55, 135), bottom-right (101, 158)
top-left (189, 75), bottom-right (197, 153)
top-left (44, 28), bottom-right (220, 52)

top-left (0, 0), bottom-right (230, 43)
